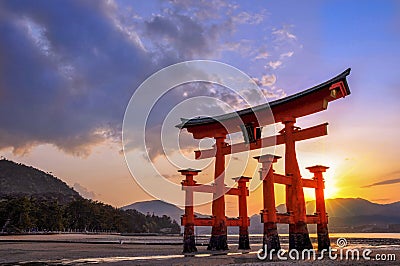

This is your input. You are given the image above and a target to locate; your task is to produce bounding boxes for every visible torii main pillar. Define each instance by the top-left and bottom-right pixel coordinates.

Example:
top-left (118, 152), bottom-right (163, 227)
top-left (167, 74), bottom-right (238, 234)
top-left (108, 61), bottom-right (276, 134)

top-left (282, 117), bottom-right (313, 251)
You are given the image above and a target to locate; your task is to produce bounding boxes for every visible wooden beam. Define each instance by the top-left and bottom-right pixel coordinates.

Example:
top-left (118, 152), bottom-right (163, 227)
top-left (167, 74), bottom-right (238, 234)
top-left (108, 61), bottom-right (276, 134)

top-left (193, 217), bottom-right (214, 226)
top-left (182, 184), bottom-right (215, 194)
top-left (225, 187), bottom-right (242, 196)
top-left (226, 218), bottom-right (242, 227)
top-left (263, 213), bottom-right (321, 224)
top-left (195, 123), bottom-right (328, 159)
top-left (181, 217), bottom-right (250, 227)
top-left (275, 213), bottom-right (294, 224)
top-left (302, 178), bottom-right (318, 188)
top-left (260, 173), bottom-right (318, 188)
top-left (273, 173), bottom-right (292, 185)
top-left (306, 214), bottom-right (320, 224)
top-left (182, 184), bottom-right (242, 196)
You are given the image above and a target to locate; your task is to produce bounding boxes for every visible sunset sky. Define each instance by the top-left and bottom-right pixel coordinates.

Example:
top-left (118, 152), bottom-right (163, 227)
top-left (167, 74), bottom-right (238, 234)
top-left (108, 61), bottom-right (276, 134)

top-left (1, 0), bottom-right (399, 216)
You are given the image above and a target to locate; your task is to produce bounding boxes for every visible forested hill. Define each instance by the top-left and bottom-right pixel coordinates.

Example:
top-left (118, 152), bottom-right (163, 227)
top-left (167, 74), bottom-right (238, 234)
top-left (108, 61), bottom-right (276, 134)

top-left (0, 159), bottom-right (180, 234)
top-left (0, 159), bottom-right (81, 203)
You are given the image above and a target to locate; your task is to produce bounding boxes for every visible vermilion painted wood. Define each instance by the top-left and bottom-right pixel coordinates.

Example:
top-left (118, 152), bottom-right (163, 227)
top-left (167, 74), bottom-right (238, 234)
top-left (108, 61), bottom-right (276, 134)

top-left (194, 123), bottom-right (328, 159)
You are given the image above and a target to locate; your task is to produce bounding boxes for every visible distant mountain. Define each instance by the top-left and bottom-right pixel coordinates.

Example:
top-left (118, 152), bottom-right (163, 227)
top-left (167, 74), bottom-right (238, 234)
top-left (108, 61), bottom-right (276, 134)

top-left (0, 159), bottom-right (81, 203)
top-left (311, 198), bottom-right (400, 218)
top-left (249, 198), bottom-right (400, 234)
top-left (123, 200), bottom-right (184, 223)
top-left (125, 198), bottom-right (400, 234)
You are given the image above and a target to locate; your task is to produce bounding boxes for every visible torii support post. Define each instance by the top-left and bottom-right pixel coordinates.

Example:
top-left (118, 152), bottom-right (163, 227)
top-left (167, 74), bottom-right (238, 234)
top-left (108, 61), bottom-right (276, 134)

top-left (233, 176), bottom-right (251, 250)
top-left (254, 154), bottom-right (281, 253)
top-left (307, 165), bottom-right (330, 251)
top-left (208, 135), bottom-right (228, 251)
top-left (282, 117), bottom-right (313, 251)
top-left (179, 168), bottom-right (201, 253)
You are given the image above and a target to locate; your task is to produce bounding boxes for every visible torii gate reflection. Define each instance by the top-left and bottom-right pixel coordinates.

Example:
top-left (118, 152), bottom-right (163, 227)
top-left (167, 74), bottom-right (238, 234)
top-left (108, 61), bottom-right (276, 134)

top-left (176, 68), bottom-right (351, 253)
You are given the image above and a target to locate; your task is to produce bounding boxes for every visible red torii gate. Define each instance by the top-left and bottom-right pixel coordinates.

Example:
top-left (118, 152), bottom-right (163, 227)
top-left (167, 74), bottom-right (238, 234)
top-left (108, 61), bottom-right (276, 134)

top-left (177, 68), bottom-right (351, 252)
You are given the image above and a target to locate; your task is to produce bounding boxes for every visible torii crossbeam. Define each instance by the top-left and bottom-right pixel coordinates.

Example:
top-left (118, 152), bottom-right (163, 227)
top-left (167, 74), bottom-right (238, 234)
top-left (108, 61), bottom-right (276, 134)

top-left (176, 68), bottom-right (351, 252)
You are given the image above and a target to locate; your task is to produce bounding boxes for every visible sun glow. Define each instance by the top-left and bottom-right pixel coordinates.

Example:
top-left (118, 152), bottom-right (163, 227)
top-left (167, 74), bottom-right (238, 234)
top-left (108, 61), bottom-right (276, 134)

top-left (302, 155), bottom-right (342, 201)
top-left (321, 162), bottom-right (340, 199)
top-left (323, 178), bottom-right (338, 199)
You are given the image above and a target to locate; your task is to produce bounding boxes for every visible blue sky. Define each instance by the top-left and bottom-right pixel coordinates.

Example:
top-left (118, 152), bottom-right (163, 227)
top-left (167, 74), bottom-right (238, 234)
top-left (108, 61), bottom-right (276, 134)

top-left (0, 0), bottom-right (399, 209)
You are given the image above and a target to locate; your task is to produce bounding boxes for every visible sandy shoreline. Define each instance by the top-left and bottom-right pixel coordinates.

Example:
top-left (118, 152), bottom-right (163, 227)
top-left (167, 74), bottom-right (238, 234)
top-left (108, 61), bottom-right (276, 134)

top-left (0, 234), bottom-right (399, 265)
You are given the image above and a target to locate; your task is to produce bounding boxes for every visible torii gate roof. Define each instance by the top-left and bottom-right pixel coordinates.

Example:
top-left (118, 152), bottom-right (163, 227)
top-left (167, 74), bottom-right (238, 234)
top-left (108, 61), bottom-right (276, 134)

top-left (177, 68), bottom-right (351, 139)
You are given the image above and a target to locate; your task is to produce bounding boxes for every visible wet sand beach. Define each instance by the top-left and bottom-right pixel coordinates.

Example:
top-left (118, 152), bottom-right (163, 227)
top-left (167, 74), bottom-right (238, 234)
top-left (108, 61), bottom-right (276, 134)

top-left (0, 234), bottom-right (399, 265)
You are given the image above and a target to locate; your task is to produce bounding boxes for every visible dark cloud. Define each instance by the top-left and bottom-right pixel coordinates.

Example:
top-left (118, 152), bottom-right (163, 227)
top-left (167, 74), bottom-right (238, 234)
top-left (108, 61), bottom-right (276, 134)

top-left (145, 14), bottom-right (208, 58)
top-left (141, 2), bottom-right (236, 61)
top-left (0, 0), bottom-right (281, 158)
top-left (0, 0), bottom-right (222, 156)
top-left (0, 0), bottom-right (156, 155)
